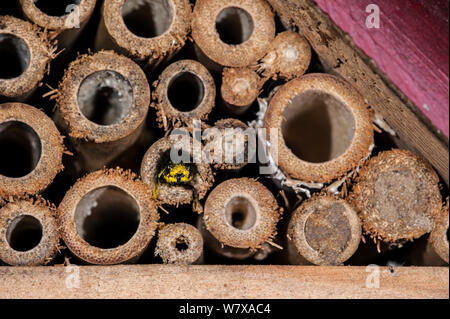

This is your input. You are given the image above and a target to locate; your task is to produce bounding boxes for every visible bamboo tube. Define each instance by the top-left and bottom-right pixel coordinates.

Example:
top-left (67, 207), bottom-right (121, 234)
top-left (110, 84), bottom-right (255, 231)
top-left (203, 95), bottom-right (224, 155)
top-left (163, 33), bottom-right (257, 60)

top-left (429, 199), bottom-right (449, 264)
top-left (155, 223), bottom-right (203, 264)
top-left (95, 0), bottom-right (191, 71)
top-left (203, 178), bottom-right (282, 250)
top-left (220, 31), bottom-right (312, 114)
top-left (192, 0), bottom-right (275, 69)
top-left (140, 135), bottom-right (214, 208)
top-left (152, 60), bottom-right (215, 131)
top-left (0, 16), bottom-right (54, 101)
top-left (257, 31), bottom-right (312, 81)
top-left (0, 103), bottom-right (64, 200)
top-left (350, 149), bottom-right (442, 244)
top-left (220, 68), bottom-right (262, 115)
top-left (55, 51), bottom-right (150, 174)
top-left (19, 0), bottom-right (96, 53)
top-left (0, 197), bottom-right (59, 266)
top-left (58, 168), bottom-right (159, 265)
top-left (205, 118), bottom-right (251, 171)
top-left (287, 195), bottom-right (361, 266)
top-left (197, 217), bottom-right (255, 260)
top-left (263, 73), bottom-right (374, 185)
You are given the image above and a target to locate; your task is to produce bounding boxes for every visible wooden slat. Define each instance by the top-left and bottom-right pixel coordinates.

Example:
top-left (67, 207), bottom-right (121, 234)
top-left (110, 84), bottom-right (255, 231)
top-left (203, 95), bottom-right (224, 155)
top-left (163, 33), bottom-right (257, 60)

top-left (0, 265), bottom-right (448, 299)
top-left (267, 0), bottom-right (449, 185)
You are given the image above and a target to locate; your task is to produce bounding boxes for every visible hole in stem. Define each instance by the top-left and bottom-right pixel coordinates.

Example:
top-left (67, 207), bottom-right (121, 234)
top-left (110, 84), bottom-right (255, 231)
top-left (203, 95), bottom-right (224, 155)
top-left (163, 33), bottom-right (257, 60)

top-left (75, 186), bottom-right (140, 249)
top-left (0, 121), bottom-right (42, 178)
top-left (225, 196), bottom-right (257, 230)
top-left (122, 0), bottom-right (174, 38)
top-left (282, 90), bottom-right (355, 163)
top-left (78, 70), bottom-right (134, 126)
top-left (6, 215), bottom-right (43, 252)
top-left (168, 72), bottom-right (205, 112)
top-left (0, 34), bottom-right (30, 79)
top-left (446, 227), bottom-right (449, 242)
top-left (216, 7), bottom-right (254, 45)
top-left (34, 0), bottom-right (81, 17)
top-left (175, 236), bottom-right (189, 251)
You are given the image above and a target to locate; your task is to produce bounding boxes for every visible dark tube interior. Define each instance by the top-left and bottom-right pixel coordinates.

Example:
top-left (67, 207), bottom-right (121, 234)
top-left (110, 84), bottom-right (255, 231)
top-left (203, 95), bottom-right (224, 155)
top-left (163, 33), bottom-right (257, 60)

top-left (34, 0), bottom-right (81, 17)
top-left (75, 186), bottom-right (140, 249)
top-left (0, 121), bottom-right (42, 178)
top-left (282, 90), bottom-right (356, 163)
top-left (122, 0), bottom-right (173, 38)
top-left (0, 34), bottom-right (30, 79)
top-left (175, 236), bottom-right (189, 252)
top-left (77, 70), bottom-right (134, 126)
top-left (216, 7), bottom-right (254, 45)
top-left (225, 196), bottom-right (257, 231)
top-left (6, 215), bottom-right (43, 252)
top-left (168, 72), bottom-right (205, 112)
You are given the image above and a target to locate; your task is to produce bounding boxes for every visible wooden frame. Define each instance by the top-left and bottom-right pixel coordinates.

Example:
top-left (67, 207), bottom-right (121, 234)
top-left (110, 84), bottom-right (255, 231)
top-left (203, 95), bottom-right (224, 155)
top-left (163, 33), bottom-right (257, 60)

top-left (1, 0), bottom-right (448, 299)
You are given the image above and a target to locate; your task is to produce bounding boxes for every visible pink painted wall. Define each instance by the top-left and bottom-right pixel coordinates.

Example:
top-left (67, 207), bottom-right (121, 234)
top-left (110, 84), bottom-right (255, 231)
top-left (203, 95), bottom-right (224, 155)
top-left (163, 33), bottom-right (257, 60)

top-left (315, 0), bottom-right (449, 137)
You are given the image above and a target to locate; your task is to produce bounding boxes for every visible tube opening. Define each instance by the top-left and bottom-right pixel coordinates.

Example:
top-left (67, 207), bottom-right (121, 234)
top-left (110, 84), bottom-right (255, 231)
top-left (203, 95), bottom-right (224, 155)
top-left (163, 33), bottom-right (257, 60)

top-left (0, 121), bottom-right (42, 178)
top-left (78, 70), bottom-right (134, 126)
top-left (75, 186), bottom-right (140, 249)
top-left (6, 215), bottom-right (43, 252)
top-left (446, 227), bottom-right (449, 242)
top-left (282, 90), bottom-right (355, 163)
top-left (175, 236), bottom-right (189, 251)
top-left (216, 7), bottom-right (254, 45)
top-left (34, 0), bottom-right (81, 17)
top-left (168, 72), bottom-right (205, 112)
top-left (225, 196), bottom-right (257, 230)
top-left (0, 34), bottom-right (30, 79)
top-left (122, 0), bottom-right (174, 38)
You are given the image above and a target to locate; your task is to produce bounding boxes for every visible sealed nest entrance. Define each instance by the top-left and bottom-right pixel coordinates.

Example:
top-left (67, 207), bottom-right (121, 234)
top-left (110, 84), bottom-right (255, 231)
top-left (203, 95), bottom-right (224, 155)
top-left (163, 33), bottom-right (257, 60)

top-left (304, 204), bottom-right (351, 261)
top-left (122, 0), bottom-right (174, 38)
top-left (0, 121), bottom-right (42, 178)
top-left (74, 186), bottom-right (140, 249)
top-left (225, 196), bottom-right (257, 231)
top-left (6, 215), bottom-right (43, 252)
top-left (168, 72), bottom-right (205, 112)
top-left (77, 70), bottom-right (134, 126)
top-left (216, 7), bottom-right (254, 45)
top-left (0, 34), bottom-right (30, 80)
top-left (372, 170), bottom-right (434, 234)
top-left (282, 90), bottom-right (355, 163)
top-left (34, 0), bottom-right (81, 16)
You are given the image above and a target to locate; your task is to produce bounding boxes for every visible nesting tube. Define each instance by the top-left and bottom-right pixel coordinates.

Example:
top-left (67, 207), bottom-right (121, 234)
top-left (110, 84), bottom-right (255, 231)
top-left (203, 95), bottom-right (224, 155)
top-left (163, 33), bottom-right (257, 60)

top-left (152, 59), bottom-right (215, 131)
top-left (257, 31), bottom-right (312, 81)
top-left (55, 51), bottom-right (150, 174)
top-left (0, 103), bottom-right (64, 200)
top-left (203, 178), bottom-right (282, 251)
top-left (0, 198), bottom-right (59, 266)
top-left (221, 68), bottom-right (262, 115)
top-left (287, 195), bottom-right (361, 266)
top-left (205, 118), bottom-right (251, 171)
top-left (140, 135), bottom-right (214, 207)
top-left (429, 200), bottom-right (449, 264)
top-left (58, 169), bottom-right (159, 265)
top-left (192, 0), bottom-right (275, 70)
top-left (350, 150), bottom-right (442, 243)
top-left (19, 0), bottom-right (96, 53)
top-left (95, 0), bottom-right (191, 71)
top-left (0, 16), bottom-right (54, 101)
top-left (264, 73), bottom-right (374, 185)
top-left (155, 223), bottom-right (203, 264)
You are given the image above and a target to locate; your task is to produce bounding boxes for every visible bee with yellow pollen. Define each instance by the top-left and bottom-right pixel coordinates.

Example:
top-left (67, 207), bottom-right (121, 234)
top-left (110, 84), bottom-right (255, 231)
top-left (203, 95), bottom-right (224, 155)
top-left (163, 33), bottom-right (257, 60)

top-left (153, 160), bottom-right (201, 209)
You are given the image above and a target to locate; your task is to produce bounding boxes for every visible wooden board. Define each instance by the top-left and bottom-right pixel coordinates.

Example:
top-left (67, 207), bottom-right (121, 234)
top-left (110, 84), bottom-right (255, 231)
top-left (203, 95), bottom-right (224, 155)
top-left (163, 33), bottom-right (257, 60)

top-left (315, 0), bottom-right (449, 137)
top-left (267, 0), bottom-right (449, 185)
top-left (0, 265), bottom-right (447, 299)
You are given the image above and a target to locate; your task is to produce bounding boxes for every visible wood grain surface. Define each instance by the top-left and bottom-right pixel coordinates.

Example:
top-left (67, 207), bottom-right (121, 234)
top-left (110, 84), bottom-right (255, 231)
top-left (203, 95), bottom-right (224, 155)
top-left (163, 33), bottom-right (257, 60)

top-left (0, 265), bottom-right (448, 299)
